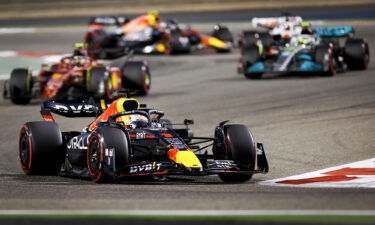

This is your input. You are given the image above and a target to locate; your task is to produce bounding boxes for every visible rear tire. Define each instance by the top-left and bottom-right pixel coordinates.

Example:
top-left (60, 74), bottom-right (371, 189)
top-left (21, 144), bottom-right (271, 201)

top-left (87, 66), bottom-right (112, 98)
top-left (87, 127), bottom-right (129, 183)
top-left (19, 122), bottom-right (64, 175)
top-left (9, 68), bottom-right (33, 104)
top-left (122, 61), bottom-right (151, 95)
top-left (86, 29), bottom-right (107, 59)
top-left (344, 38), bottom-right (370, 70)
top-left (162, 31), bottom-right (190, 55)
top-left (162, 31), bottom-right (177, 55)
top-left (218, 124), bottom-right (256, 183)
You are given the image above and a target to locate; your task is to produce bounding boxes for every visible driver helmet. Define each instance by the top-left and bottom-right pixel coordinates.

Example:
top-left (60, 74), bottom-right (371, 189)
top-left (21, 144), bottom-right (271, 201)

top-left (73, 43), bottom-right (86, 56)
top-left (128, 115), bottom-right (149, 129)
top-left (300, 22), bottom-right (313, 34)
top-left (298, 35), bottom-right (314, 45)
top-left (147, 10), bottom-right (161, 26)
top-left (290, 35), bottom-right (314, 47)
top-left (72, 56), bottom-right (85, 67)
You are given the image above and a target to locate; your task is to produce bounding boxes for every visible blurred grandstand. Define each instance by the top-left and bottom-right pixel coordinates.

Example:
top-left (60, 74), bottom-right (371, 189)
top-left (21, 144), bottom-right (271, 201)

top-left (0, 0), bottom-right (373, 19)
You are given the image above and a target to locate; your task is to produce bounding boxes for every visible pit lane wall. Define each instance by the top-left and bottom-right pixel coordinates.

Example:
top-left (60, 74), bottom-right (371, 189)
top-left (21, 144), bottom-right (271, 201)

top-left (0, 0), bottom-right (373, 19)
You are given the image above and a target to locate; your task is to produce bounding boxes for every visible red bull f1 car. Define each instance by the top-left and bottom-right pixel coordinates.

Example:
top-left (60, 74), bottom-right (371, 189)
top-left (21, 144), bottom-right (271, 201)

top-left (85, 12), bottom-right (233, 59)
top-left (18, 96), bottom-right (268, 183)
top-left (3, 44), bottom-right (151, 104)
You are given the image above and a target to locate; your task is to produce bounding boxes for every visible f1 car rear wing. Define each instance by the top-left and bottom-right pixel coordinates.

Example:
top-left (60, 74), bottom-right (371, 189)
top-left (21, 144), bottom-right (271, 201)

top-left (89, 16), bottom-right (129, 26)
top-left (251, 16), bottom-right (303, 29)
top-left (41, 89), bottom-right (145, 120)
top-left (40, 99), bottom-right (115, 121)
top-left (311, 26), bottom-right (354, 38)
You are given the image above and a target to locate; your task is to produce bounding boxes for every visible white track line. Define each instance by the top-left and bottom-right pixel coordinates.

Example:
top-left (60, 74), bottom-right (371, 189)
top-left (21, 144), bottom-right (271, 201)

top-left (0, 51), bottom-right (17, 57)
top-left (0, 51), bottom-right (67, 59)
top-left (0, 210), bottom-right (374, 216)
top-left (0, 28), bottom-right (36, 34)
top-left (260, 158), bottom-right (375, 188)
top-left (0, 74), bottom-right (9, 79)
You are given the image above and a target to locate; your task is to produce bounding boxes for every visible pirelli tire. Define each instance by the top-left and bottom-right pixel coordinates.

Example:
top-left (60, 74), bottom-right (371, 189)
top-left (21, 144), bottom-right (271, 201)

top-left (258, 32), bottom-right (273, 50)
top-left (162, 31), bottom-right (191, 55)
top-left (85, 29), bottom-right (108, 59)
top-left (239, 31), bottom-right (271, 49)
top-left (86, 66), bottom-right (112, 99)
top-left (162, 31), bottom-right (177, 55)
top-left (122, 61), bottom-right (151, 95)
top-left (218, 124), bottom-right (256, 183)
top-left (87, 127), bottom-right (130, 183)
top-left (315, 45), bottom-right (336, 76)
top-left (240, 31), bottom-right (258, 47)
top-left (9, 68), bottom-right (33, 105)
top-left (242, 44), bottom-right (263, 79)
top-left (344, 38), bottom-right (370, 70)
top-left (19, 122), bottom-right (65, 175)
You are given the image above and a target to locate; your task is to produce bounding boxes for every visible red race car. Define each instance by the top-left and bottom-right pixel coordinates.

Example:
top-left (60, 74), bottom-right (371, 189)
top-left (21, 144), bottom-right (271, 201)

top-left (3, 44), bottom-right (151, 104)
top-left (85, 12), bottom-right (233, 58)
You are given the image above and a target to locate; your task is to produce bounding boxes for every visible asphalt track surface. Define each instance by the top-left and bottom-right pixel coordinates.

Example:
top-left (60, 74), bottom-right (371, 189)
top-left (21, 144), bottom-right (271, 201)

top-left (0, 16), bottom-right (375, 214)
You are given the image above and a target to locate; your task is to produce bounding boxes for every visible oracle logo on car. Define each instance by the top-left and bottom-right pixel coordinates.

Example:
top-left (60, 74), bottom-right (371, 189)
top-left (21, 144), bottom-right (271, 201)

top-left (67, 136), bottom-right (88, 150)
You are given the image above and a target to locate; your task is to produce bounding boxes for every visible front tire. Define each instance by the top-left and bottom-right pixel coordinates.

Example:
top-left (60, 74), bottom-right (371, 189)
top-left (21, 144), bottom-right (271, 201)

top-left (9, 68), bottom-right (33, 104)
top-left (19, 122), bottom-right (64, 175)
top-left (87, 66), bottom-right (113, 98)
top-left (87, 127), bottom-right (129, 183)
top-left (344, 38), bottom-right (370, 70)
top-left (218, 124), bottom-right (256, 183)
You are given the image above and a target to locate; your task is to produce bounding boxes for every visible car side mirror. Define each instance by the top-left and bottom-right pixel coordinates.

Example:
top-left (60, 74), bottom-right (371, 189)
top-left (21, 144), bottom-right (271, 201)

top-left (184, 119), bottom-right (194, 125)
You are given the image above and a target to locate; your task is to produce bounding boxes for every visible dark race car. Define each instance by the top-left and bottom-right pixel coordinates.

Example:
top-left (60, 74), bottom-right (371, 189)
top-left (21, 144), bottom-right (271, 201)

top-left (85, 12), bottom-right (233, 59)
top-left (3, 44), bottom-right (151, 104)
top-left (238, 16), bottom-right (370, 79)
top-left (18, 96), bottom-right (268, 183)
